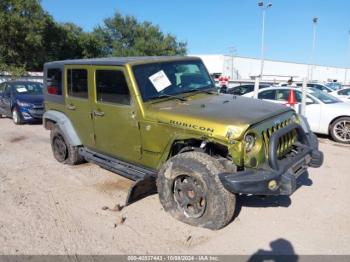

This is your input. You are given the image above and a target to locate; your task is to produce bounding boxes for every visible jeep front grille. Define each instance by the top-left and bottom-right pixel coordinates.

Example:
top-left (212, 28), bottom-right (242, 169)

top-left (262, 118), bottom-right (297, 159)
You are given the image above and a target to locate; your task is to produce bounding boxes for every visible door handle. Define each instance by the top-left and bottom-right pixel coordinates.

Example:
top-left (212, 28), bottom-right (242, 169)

top-left (66, 104), bottom-right (76, 110)
top-left (93, 110), bottom-right (105, 117)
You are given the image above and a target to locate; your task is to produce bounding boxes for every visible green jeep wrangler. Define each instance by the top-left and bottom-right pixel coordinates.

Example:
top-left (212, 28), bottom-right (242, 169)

top-left (43, 56), bottom-right (323, 230)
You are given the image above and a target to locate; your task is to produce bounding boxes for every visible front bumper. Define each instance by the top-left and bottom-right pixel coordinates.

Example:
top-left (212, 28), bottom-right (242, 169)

top-left (219, 124), bottom-right (323, 195)
top-left (20, 107), bottom-right (44, 121)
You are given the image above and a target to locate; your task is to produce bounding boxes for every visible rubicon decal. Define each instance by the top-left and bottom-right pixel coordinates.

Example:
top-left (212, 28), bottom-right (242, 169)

top-left (170, 120), bottom-right (215, 133)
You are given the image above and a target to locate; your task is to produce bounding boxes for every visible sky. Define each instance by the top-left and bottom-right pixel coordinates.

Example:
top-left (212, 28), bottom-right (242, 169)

top-left (41, 0), bottom-right (350, 68)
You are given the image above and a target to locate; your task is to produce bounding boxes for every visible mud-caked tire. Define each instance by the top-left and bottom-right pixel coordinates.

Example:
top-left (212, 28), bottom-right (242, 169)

top-left (157, 152), bottom-right (236, 230)
top-left (50, 124), bottom-right (84, 165)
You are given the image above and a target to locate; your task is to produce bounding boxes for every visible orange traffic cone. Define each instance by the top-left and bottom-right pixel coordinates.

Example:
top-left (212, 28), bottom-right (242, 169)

top-left (287, 89), bottom-right (297, 107)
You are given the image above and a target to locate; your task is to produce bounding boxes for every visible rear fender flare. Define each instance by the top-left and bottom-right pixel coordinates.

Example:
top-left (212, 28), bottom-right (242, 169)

top-left (43, 110), bottom-right (82, 146)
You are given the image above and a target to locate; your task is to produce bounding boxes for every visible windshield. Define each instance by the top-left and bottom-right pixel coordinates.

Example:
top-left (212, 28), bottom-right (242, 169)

top-left (308, 87), bottom-right (341, 104)
top-left (12, 82), bottom-right (43, 95)
top-left (133, 60), bottom-right (214, 101)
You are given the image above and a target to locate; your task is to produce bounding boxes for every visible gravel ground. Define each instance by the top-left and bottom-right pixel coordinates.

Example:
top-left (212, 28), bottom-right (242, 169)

top-left (0, 118), bottom-right (349, 256)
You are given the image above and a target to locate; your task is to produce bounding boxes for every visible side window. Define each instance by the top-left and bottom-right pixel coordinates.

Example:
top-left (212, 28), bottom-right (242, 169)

top-left (95, 70), bottom-right (130, 105)
top-left (276, 90), bottom-right (289, 101)
top-left (4, 84), bottom-right (11, 97)
top-left (238, 85), bottom-right (254, 95)
top-left (229, 87), bottom-right (242, 95)
top-left (258, 90), bottom-right (276, 100)
top-left (313, 84), bottom-right (326, 92)
top-left (47, 68), bottom-right (63, 95)
top-left (67, 69), bottom-right (88, 99)
top-left (275, 90), bottom-right (301, 103)
top-left (338, 89), bottom-right (350, 96)
top-left (294, 91), bottom-right (305, 103)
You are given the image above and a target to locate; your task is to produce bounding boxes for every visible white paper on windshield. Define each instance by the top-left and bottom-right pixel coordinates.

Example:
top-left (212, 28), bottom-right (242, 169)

top-left (149, 70), bottom-right (171, 92)
top-left (16, 87), bottom-right (27, 93)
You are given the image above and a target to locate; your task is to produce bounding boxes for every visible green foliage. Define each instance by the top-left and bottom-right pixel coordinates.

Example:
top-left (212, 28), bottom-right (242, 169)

top-left (95, 13), bottom-right (187, 57)
top-left (0, 0), bottom-right (51, 71)
top-left (0, 63), bottom-right (26, 79)
top-left (0, 1), bottom-right (187, 74)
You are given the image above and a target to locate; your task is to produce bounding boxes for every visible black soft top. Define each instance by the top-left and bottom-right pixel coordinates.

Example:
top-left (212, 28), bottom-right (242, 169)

top-left (44, 56), bottom-right (200, 67)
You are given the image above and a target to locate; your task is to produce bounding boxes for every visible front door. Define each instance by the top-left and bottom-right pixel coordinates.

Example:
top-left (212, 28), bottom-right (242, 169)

top-left (91, 66), bottom-right (141, 163)
top-left (64, 66), bottom-right (95, 148)
top-left (304, 103), bottom-right (322, 132)
top-left (1, 84), bottom-right (12, 116)
top-left (0, 83), bottom-right (6, 115)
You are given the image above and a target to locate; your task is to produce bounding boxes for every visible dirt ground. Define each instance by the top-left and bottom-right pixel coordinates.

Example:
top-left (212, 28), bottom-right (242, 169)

top-left (0, 117), bottom-right (350, 256)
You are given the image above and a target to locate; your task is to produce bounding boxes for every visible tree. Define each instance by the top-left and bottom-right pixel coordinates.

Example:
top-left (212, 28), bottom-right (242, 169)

top-left (0, 0), bottom-right (51, 71)
top-left (94, 13), bottom-right (187, 57)
top-left (0, 2), bottom-right (187, 74)
top-left (43, 22), bottom-right (84, 62)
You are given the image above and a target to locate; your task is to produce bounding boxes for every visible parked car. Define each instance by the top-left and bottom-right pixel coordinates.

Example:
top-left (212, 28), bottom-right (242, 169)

top-left (325, 82), bottom-right (343, 91)
top-left (243, 86), bottom-right (350, 143)
top-left (281, 82), bottom-right (333, 93)
top-left (0, 81), bottom-right (44, 124)
top-left (294, 83), bottom-right (333, 93)
top-left (330, 87), bottom-right (350, 102)
top-left (224, 84), bottom-right (271, 96)
top-left (42, 56), bottom-right (322, 230)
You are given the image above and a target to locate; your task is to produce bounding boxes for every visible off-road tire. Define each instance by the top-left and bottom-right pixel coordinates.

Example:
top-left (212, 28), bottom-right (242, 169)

top-left (330, 117), bottom-right (350, 144)
top-left (157, 152), bottom-right (236, 230)
top-left (12, 108), bottom-right (23, 125)
top-left (50, 124), bottom-right (84, 165)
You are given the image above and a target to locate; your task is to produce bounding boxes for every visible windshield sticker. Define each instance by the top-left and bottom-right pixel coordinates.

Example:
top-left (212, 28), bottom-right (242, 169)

top-left (149, 70), bottom-right (172, 92)
top-left (16, 87), bottom-right (28, 93)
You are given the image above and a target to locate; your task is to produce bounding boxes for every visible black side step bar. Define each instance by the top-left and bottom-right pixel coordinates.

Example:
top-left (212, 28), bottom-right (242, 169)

top-left (79, 148), bottom-right (157, 181)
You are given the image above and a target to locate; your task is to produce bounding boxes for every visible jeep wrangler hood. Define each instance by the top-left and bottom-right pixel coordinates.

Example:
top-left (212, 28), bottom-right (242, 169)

top-left (145, 94), bottom-right (293, 141)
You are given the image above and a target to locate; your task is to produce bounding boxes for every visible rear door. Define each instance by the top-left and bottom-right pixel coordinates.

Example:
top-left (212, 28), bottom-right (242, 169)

top-left (91, 66), bottom-right (141, 163)
top-left (64, 65), bottom-right (95, 147)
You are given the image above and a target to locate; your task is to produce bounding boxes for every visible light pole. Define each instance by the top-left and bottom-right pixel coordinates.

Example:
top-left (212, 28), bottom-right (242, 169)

top-left (229, 46), bottom-right (237, 80)
top-left (310, 17), bottom-right (318, 81)
top-left (345, 30), bottom-right (350, 84)
top-left (254, 1), bottom-right (272, 98)
top-left (258, 1), bottom-right (272, 78)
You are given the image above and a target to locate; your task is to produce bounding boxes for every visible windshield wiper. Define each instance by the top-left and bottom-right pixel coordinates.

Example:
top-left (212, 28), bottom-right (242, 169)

top-left (183, 86), bottom-right (217, 95)
top-left (150, 94), bottom-right (187, 103)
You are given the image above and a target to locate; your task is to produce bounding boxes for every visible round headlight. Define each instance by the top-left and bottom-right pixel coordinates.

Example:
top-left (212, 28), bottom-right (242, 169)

top-left (245, 134), bottom-right (256, 152)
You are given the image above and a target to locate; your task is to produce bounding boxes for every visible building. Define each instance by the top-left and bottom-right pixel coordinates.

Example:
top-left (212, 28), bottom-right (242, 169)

top-left (0, 72), bottom-right (43, 83)
top-left (194, 54), bottom-right (349, 84)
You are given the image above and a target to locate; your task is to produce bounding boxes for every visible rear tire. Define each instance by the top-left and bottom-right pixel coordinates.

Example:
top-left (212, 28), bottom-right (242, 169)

top-left (12, 108), bottom-right (23, 125)
top-left (50, 125), bottom-right (84, 165)
top-left (157, 152), bottom-right (236, 230)
top-left (330, 117), bottom-right (350, 144)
